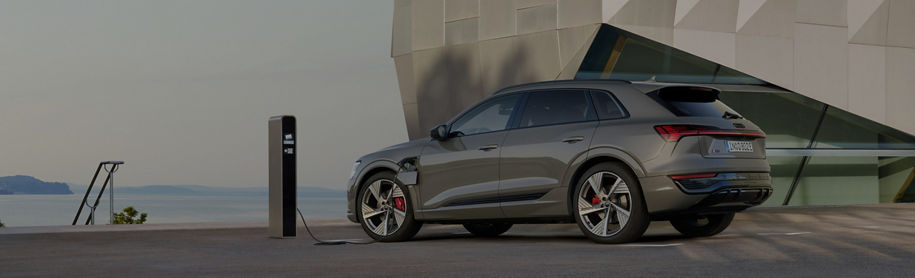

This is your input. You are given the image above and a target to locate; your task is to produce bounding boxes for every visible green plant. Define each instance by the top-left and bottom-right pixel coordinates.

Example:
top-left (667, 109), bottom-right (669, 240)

top-left (0, 218), bottom-right (4, 228)
top-left (112, 206), bottom-right (148, 224)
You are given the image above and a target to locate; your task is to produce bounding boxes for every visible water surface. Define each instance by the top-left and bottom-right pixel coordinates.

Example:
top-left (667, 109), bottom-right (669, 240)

top-left (0, 194), bottom-right (346, 227)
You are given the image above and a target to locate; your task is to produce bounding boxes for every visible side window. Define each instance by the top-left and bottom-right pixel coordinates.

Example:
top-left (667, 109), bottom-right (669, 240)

top-left (450, 94), bottom-right (521, 136)
top-left (590, 90), bottom-right (627, 119)
top-left (519, 90), bottom-right (595, 128)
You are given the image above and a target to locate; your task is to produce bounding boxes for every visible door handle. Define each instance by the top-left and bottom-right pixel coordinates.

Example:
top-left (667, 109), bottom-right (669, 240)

top-left (478, 144), bottom-right (499, 151)
top-left (562, 136), bottom-right (585, 143)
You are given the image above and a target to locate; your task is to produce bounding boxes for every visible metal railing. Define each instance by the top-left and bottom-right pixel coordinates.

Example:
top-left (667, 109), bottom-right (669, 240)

top-left (72, 161), bottom-right (124, 225)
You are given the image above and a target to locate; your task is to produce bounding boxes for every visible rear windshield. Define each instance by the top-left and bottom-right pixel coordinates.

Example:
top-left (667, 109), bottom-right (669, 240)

top-left (664, 100), bottom-right (738, 117)
top-left (649, 87), bottom-right (742, 118)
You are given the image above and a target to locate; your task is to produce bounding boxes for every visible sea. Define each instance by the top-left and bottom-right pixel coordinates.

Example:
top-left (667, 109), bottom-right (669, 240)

top-left (0, 193), bottom-right (347, 227)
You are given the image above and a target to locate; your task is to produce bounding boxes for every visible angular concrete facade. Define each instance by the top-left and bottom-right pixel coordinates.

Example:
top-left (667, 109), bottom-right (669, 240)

top-left (392, 0), bottom-right (600, 138)
top-left (391, 0), bottom-right (915, 139)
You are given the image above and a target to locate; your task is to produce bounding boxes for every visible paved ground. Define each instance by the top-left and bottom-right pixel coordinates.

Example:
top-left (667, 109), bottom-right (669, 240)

top-left (2, 204), bottom-right (915, 277)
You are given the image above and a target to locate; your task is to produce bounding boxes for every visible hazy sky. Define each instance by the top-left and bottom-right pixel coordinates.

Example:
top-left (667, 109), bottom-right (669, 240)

top-left (0, 1), bottom-right (407, 190)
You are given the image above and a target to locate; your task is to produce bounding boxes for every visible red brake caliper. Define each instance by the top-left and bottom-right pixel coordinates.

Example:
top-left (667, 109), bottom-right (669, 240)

top-left (591, 195), bottom-right (601, 205)
top-left (394, 197), bottom-right (406, 211)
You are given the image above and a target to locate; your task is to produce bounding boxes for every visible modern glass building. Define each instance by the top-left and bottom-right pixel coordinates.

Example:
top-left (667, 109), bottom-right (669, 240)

top-left (389, 0), bottom-right (915, 206)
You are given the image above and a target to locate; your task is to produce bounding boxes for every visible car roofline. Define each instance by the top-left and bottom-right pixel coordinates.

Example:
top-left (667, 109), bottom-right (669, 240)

top-left (491, 79), bottom-right (632, 96)
top-left (490, 79), bottom-right (785, 97)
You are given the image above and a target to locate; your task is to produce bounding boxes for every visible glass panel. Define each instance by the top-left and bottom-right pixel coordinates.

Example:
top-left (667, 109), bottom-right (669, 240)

top-left (814, 107), bottom-right (915, 149)
top-left (787, 155), bottom-right (915, 205)
top-left (519, 91), bottom-right (594, 128)
top-left (713, 67), bottom-right (768, 84)
top-left (760, 155), bottom-right (805, 207)
top-left (878, 156), bottom-right (915, 202)
top-left (610, 38), bottom-right (717, 83)
top-left (451, 95), bottom-right (520, 136)
top-left (576, 25), bottom-right (622, 80)
top-left (719, 92), bottom-right (824, 148)
top-left (576, 24), bottom-right (768, 85)
top-left (788, 156), bottom-right (880, 206)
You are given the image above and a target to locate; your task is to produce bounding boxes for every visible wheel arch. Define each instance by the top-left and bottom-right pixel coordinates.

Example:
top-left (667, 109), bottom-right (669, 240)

top-left (581, 147), bottom-right (646, 177)
top-left (356, 161), bottom-right (399, 193)
top-left (565, 153), bottom-right (644, 218)
top-left (352, 160), bottom-right (399, 215)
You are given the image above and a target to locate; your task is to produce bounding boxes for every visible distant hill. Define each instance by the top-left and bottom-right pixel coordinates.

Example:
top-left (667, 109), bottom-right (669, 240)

top-left (0, 175), bottom-right (73, 195)
top-left (113, 184), bottom-right (344, 198)
top-left (117, 185), bottom-right (200, 195)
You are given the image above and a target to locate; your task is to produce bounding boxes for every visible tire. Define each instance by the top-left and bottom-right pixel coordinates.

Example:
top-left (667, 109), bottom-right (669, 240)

top-left (356, 172), bottom-right (422, 242)
top-left (462, 223), bottom-right (513, 237)
top-left (572, 162), bottom-right (649, 244)
top-left (670, 212), bottom-right (734, 237)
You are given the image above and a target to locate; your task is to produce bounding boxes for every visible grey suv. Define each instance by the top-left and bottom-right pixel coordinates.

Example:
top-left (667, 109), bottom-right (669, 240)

top-left (346, 80), bottom-right (772, 244)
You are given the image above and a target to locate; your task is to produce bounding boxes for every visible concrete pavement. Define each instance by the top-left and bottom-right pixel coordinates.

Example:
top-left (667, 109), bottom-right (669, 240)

top-left (2, 204), bottom-right (914, 277)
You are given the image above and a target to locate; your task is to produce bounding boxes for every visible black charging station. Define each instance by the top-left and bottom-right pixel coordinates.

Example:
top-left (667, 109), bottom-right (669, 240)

top-left (269, 115), bottom-right (296, 238)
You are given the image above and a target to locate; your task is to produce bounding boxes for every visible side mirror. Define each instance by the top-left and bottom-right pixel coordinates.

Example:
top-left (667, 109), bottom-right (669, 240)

top-left (430, 124), bottom-right (449, 141)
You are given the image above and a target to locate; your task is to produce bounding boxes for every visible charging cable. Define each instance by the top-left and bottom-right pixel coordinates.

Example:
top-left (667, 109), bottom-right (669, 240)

top-left (296, 208), bottom-right (375, 245)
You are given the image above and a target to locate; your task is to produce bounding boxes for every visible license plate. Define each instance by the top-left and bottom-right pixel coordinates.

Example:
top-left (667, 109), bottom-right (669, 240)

top-left (726, 141), bottom-right (754, 153)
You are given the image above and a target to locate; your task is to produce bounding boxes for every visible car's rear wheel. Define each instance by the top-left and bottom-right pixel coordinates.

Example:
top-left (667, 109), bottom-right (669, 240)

top-left (462, 223), bottom-right (513, 237)
top-left (357, 172), bottom-right (422, 242)
top-left (670, 212), bottom-right (734, 237)
top-left (573, 162), bottom-right (649, 244)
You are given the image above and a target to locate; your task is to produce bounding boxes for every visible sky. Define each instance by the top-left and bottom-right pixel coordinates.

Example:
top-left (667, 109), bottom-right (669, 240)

top-left (0, 1), bottom-right (407, 190)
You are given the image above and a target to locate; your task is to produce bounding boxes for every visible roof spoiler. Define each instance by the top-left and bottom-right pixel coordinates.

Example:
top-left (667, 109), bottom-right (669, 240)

top-left (656, 86), bottom-right (720, 102)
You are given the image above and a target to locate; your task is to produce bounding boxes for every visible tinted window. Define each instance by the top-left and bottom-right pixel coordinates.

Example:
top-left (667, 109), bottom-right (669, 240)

top-left (450, 95), bottom-right (520, 136)
top-left (651, 89), bottom-right (741, 118)
top-left (664, 100), bottom-right (739, 117)
top-left (519, 91), bottom-right (595, 128)
top-left (590, 90), bottom-right (626, 119)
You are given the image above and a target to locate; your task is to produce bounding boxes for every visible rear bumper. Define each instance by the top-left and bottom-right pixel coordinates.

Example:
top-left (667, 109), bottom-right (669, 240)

top-left (692, 186), bottom-right (771, 209)
top-left (639, 172), bottom-right (772, 219)
top-left (672, 172), bottom-right (771, 194)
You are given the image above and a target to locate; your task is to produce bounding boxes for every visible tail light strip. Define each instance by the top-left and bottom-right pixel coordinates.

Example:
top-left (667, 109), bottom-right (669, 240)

top-left (654, 125), bottom-right (765, 142)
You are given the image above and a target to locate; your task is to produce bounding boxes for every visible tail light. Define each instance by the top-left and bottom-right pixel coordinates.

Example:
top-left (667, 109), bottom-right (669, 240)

top-left (654, 125), bottom-right (765, 142)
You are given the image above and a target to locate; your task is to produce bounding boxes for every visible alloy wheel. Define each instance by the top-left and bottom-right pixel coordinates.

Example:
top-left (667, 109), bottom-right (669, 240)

top-left (577, 171), bottom-right (632, 237)
top-left (361, 179), bottom-right (407, 236)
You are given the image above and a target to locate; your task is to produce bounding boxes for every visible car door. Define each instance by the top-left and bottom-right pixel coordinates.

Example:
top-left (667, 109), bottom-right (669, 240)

top-left (418, 94), bottom-right (522, 220)
top-left (499, 90), bottom-right (599, 218)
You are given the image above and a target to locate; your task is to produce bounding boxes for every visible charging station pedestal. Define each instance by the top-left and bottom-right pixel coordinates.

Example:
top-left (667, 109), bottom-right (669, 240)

top-left (269, 115), bottom-right (296, 238)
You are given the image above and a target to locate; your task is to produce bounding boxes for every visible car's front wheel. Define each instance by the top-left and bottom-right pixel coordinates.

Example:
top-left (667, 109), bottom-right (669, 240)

top-left (356, 172), bottom-right (422, 242)
top-left (669, 212), bottom-right (734, 237)
top-left (573, 162), bottom-right (649, 244)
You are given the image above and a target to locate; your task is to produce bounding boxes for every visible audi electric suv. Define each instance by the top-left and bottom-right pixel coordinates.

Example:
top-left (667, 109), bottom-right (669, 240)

top-left (346, 80), bottom-right (772, 244)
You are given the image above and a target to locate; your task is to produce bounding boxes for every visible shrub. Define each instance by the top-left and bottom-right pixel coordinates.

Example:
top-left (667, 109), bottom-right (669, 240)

top-left (112, 206), bottom-right (148, 224)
